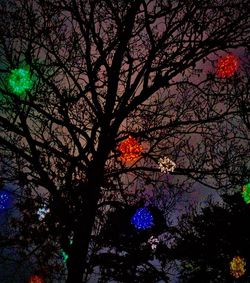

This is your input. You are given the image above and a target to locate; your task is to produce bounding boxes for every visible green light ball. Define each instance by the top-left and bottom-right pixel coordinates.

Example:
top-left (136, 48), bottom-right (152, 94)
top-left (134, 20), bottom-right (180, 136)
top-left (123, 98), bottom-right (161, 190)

top-left (242, 183), bottom-right (250, 204)
top-left (61, 250), bottom-right (69, 262)
top-left (8, 68), bottom-right (33, 96)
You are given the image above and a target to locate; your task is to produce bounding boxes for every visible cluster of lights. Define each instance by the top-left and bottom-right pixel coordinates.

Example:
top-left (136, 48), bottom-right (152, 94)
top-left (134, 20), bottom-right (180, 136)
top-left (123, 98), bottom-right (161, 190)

top-left (117, 136), bottom-right (143, 163)
top-left (158, 156), bottom-right (176, 173)
top-left (37, 206), bottom-right (50, 221)
top-left (216, 54), bottom-right (239, 78)
top-left (148, 236), bottom-right (159, 250)
top-left (131, 207), bottom-right (154, 230)
top-left (8, 67), bottom-right (33, 96)
top-left (61, 250), bottom-right (69, 262)
top-left (0, 191), bottom-right (12, 211)
top-left (242, 182), bottom-right (250, 204)
top-left (61, 240), bottom-right (73, 262)
top-left (229, 256), bottom-right (246, 278)
top-left (28, 275), bottom-right (45, 283)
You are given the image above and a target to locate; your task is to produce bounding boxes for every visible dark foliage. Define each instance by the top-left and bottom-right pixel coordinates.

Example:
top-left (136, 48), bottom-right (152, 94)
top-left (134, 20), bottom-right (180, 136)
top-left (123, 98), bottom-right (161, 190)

top-left (172, 193), bottom-right (250, 282)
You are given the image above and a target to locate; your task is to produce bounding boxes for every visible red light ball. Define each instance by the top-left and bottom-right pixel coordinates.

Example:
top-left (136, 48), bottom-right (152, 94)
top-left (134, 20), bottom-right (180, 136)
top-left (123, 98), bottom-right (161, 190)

top-left (117, 136), bottom-right (143, 162)
top-left (216, 54), bottom-right (239, 78)
top-left (28, 275), bottom-right (45, 283)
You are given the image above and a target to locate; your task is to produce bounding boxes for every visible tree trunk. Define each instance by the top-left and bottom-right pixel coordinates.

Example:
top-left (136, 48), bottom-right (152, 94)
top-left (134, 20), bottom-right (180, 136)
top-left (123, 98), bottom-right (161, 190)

top-left (66, 143), bottom-right (109, 282)
top-left (66, 179), bottom-right (100, 283)
top-left (65, 120), bottom-right (115, 282)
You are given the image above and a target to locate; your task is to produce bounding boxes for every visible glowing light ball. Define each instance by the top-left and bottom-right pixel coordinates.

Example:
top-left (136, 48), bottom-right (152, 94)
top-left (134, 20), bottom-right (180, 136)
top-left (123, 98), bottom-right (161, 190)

top-left (8, 68), bottom-right (33, 96)
top-left (61, 240), bottom-right (72, 262)
top-left (148, 236), bottom-right (159, 250)
top-left (242, 182), bottom-right (250, 204)
top-left (0, 191), bottom-right (12, 211)
top-left (131, 208), bottom-right (154, 230)
top-left (61, 250), bottom-right (69, 262)
top-left (28, 275), bottom-right (45, 283)
top-left (216, 54), bottom-right (239, 78)
top-left (229, 256), bottom-right (246, 278)
top-left (37, 206), bottom-right (50, 220)
top-left (117, 136), bottom-right (143, 162)
top-left (158, 156), bottom-right (176, 173)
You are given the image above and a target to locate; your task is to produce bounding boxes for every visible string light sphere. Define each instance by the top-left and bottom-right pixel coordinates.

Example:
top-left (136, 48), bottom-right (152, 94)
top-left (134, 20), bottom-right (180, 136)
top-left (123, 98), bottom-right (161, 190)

top-left (158, 156), bottom-right (176, 173)
top-left (61, 240), bottom-right (73, 262)
top-left (229, 256), bottom-right (246, 278)
top-left (216, 54), bottom-right (239, 78)
top-left (8, 68), bottom-right (33, 96)
top-left (131, 208), bottom-right (154, 230)
top-left (37, 206), bottom-right (50, 221)
top-left (148, 236), bottom-right (159, 250)
top-left (242, 182), bottom-right (250, 204)
top-left (28, 275), bottom-right (45, 283)
top-left (117, 136), bottom-right (143, 163)
top-left (62, 250), bottom-right (69, 262)
top-left (0, 191), bottom-right (12, 211)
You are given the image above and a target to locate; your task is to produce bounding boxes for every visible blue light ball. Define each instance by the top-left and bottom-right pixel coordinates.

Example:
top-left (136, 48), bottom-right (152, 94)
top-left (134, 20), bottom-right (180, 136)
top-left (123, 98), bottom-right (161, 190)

top-left (0, 191), bottom-right (12, 211)
top-left (131, 207), bottom-right (154, 230)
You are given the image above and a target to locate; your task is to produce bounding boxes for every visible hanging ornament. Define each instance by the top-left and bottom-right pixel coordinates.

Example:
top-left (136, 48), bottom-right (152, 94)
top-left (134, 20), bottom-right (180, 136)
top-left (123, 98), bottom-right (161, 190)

top-left (216, 54), bottom-right (239, 78)
top-left (37, 206), bottom-right (50, 221)
top-left (158, 156), bottom-right (176, 173)
top-left (28, 274), bottom-right (45, 283)
top-left (242, 182), bottom-right (250, 204)
top-left (8, 67), bottom-right (33, 96)
top-left (229, 256), bottom-right (246, 278)
top-left (0, 191), bottom-right (12, 211)
top-left (117, 136), bottom-right (143, 163)
top-left (148, 236), bottom-right (159, 250)
top-left (131, 207), bottom-right (154, 230)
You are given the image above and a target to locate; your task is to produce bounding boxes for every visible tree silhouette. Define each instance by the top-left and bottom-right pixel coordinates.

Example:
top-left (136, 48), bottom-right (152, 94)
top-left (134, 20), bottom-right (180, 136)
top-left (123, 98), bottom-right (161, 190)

top-left (171, 192), bottom-right (250, 283)
top-left (0, 0), bottom-right (250, 282)
top-left (87, 200), bottom-right (171, 282)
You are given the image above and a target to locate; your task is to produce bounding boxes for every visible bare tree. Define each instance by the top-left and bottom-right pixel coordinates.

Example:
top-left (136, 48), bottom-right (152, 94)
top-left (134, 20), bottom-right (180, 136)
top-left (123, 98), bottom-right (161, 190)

top-left (0, 0), bottom-right (250, 282)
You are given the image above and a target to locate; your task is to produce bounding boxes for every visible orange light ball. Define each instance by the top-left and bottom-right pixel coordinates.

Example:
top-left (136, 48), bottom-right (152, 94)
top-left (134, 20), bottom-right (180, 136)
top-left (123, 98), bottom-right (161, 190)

top-left (28, 275), bottom-right (45, 283)
top-left (117, 136), bottom-right (143, 163)
top-left (216, 54), bottom-right (239, 78)
top-left (229, 256), bottom-right (246, 278)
